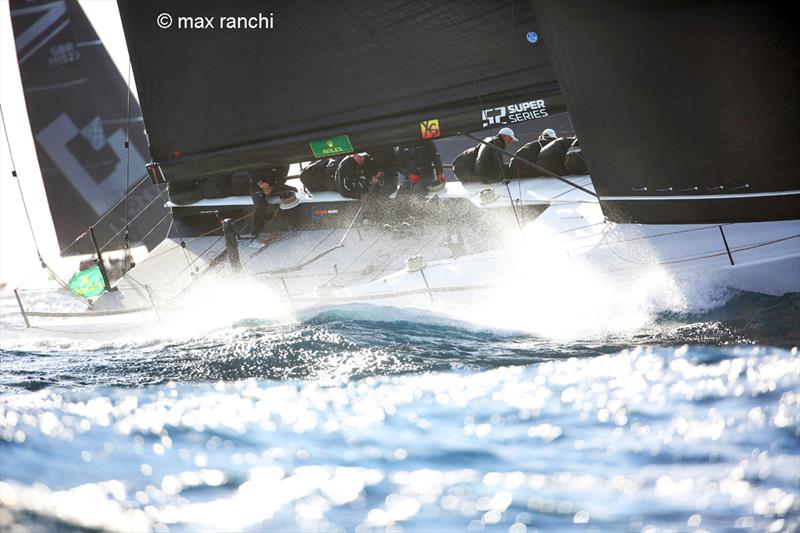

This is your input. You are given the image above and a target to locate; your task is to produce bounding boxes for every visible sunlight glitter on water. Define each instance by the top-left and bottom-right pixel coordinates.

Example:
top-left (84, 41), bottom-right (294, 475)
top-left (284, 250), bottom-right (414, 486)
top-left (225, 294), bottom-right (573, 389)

top-left (1, 345), bottom-right (797, 531)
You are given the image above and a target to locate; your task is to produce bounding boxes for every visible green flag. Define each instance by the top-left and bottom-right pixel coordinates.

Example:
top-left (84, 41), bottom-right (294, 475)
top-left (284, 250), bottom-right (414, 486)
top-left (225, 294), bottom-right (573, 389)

top-left (67, 265), bottom-right (106, 298)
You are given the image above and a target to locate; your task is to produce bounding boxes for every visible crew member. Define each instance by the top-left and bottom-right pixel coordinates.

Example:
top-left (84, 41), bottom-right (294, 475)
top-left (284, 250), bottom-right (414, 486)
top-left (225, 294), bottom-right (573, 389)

top-left (300, 157), bottom-right (340, 192)
top-left (452, 146), bottom-right (479, 182)
top-left (364, 146), bottom-right (399, 198)
top-left (508, 128), bottom-right (557, 179)
top-left (396, 139), bottom-right (446, 194)
top-left (536, 133), bottom-right (574, 176)
top-left (336, 153), bottom-right (382, 201)
top-left (564, 137), bottom-right (588, 175)
top-left (249, 164), bottom-right (294, 236)
top-left (475, 127), bottom-right (517, 183)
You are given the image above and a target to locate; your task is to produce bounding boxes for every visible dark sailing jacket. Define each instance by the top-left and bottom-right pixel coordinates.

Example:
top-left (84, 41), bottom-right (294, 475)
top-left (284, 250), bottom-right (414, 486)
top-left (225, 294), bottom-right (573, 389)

top-left (300, 158), bottom-right (339, 192)
top-left (248, 165), bottom-right (292, 198)
top-left (396, 140), bottom-right (443, 180)
top-left (452, 146), bottom-right (479, 182)
top-left (508, 139), bottom-right (548, 179)
top-left (335, 155), bottom-right (369, 199)
top-left (536, 137), bottom-right (572, 176)
top-left (564, 138), bottom-right (587, 175)
top-left (364, 146), bottom-right (399, 195)
top-left (475, 135), bottom-right (506, 183)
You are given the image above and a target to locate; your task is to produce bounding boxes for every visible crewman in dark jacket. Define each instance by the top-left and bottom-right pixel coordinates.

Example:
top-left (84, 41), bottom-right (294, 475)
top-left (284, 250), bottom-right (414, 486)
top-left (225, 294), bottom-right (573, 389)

top-left (564, 137), bottom-right (588, 175)
top-left (536, 136), bottom-right (574, 176)
top-left (336, 149), bottom-right (399, 201)
top-left (396, 139), bottom-right (445, 193)
top-left (364, 146), bottom-right (399, 197)
top-left (299, 157), bottom-right (340, 192)
top-left (335, 153), bottom-right (369, 199)
top-left (452, 146), bottom-right (479, 182)
top-left (249, 164), bottom-right (295, 236)
top-left (508, 128), bottom-right (557, 179)
top-left (475, 127), bottom-right (517, 183)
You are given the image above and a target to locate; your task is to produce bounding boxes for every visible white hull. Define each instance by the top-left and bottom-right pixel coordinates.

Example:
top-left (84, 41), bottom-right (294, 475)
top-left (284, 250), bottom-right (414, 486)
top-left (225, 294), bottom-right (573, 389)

top-left (15, 177), bottom-right (799, 336)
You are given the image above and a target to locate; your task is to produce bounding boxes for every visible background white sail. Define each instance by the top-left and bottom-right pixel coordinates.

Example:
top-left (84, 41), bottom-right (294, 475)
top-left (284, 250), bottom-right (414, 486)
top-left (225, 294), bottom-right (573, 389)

top-left (0, 0), bottom-right (141, 289)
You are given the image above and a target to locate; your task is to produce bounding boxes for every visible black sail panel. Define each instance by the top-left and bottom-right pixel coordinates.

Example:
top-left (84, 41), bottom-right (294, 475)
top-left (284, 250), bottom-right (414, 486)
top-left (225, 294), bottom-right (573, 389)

top-left (534, 0), bottom-right (800, 224)
top-left (10, 0), bottom-right (168, 255)
top-left (116, 0), bottom-right (561, 181)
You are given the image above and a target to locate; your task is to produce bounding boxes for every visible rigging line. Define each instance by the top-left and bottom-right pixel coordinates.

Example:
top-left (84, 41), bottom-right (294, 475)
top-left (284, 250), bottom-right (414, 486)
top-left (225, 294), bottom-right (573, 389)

top-left (318, 231), bottom-right (386, 288)
top-left (142, 212), bottom-right (253, 264)
top-left (2, 107), bottom-right (87, 305)
top-left (339, 182), bottom-right (377, 246)
top-left (123, 61), bottom-right (133, 272)
top-left (128, 212), bottom-right (172, 251)
top-left (461, 132), bottom-right (599, 198)
top-left (1, 105), bottom-right (44, 263)
top-left (600, 234), bottom-right (800, 275)
top-left (97, 188), bottom-right (169, 251)
top-left (243, 204), bottom-right (284, 263)
top-left (565, 223), bottom-right (734, 250)
top-left (260, 184), bottom-right (381, 275)
top-left (167, 212), bottom-right (193, 268)
top-left (655, 233), bottom-right (800, 264)
top-left (43, 264), bottom-right (94, 308)
top-left (257, 243), bottom-right (344, 276)
top-left (413, 226), bottom-right (445, 257)
top-left (57, 177), bottom-right (151, 256)
top-left (158, 211), bottom-right (256, 283)
top-left (551, 177), bottom-right (594, 200)
top-left (600, 227), bottom-right (651, 266)
top-left (292, 228), bottom-right (339, 266)
top-left (505, 180), bottom-right (522, 230)
top-left (167, 234), bottom-right (225, 285)
top-left (337, 231), bottom-right (388, 279)
top-left (548, 221), bottom-right (607, 236)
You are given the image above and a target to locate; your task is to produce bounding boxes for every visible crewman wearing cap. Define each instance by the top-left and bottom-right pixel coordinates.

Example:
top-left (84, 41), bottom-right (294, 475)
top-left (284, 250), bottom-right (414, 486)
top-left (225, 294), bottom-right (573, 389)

top-left (508, 128), bottom-right (558, 179)
top-left (536, 130), bottom-right (577, 176)
top-left (475, 126), bottom-right (518, 183)
top-left (541, 128), bottom-right (557, 142)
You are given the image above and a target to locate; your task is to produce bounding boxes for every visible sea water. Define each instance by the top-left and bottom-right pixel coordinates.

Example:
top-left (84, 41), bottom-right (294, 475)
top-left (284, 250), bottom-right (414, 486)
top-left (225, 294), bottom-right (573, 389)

top-left (0, 281), bottom-right (798, 532)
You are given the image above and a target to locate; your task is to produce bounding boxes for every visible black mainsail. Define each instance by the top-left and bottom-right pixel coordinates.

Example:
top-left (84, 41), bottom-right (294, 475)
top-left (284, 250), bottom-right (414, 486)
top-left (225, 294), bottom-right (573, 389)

top-left (534, 0), bottom-right (799, 224)
top-left (10, 0), bottom-right (168, 255)
top-left (117, 0), bottom-right (562, 182)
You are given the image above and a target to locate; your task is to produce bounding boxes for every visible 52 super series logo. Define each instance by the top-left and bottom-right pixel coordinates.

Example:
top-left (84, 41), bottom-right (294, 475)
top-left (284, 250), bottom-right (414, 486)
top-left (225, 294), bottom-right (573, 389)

top-left (481, 99), bottom-right (548, 128)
